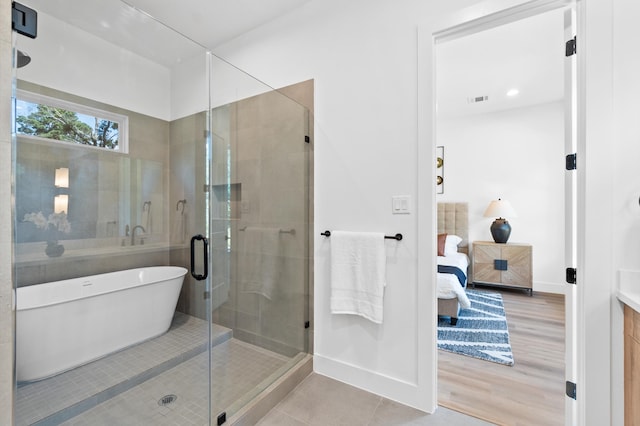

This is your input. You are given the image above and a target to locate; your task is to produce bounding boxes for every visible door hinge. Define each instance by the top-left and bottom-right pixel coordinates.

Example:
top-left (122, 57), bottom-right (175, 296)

top-left (566, 381), bottom-right (577, 400)
top-left (304, 135), bottom-right (310, 143)
top-left (566, 268), bottom-right (577, 284)
top-left (304, 321), bottom-right (310, 329)
top-left (565, 153), bottom-right (577, 171)
top-left (204, 291), bottom-right (211, 300)
top-left (565, 36), bottom-right (576, 57)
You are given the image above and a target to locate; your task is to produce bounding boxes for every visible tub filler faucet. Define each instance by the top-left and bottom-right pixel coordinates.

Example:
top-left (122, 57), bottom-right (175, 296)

top-left (131, 225), bottom-right (146, 246)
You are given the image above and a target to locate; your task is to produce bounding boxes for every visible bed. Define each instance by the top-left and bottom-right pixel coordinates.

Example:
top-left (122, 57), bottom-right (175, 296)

top-left (437, 202), bottom-right (471, 325)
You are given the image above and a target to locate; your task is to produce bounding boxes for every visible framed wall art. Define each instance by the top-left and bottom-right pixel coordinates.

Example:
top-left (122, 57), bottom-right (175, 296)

top-left (436, 146), bottom-right (444, 194)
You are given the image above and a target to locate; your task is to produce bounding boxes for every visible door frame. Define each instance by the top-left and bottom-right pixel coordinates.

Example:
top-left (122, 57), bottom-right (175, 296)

top-left (417, 0), bottom-right (581, 422)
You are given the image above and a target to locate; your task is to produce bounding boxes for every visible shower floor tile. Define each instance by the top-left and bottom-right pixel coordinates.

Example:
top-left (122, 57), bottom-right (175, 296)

top-left (16, 313), bottom-right (231, 426)
top-left (60, 339), bottom-right (291, 426)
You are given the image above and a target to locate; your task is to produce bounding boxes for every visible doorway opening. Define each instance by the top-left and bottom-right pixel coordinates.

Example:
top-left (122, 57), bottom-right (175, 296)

top-left (433, 3), bottom-right (575, 425)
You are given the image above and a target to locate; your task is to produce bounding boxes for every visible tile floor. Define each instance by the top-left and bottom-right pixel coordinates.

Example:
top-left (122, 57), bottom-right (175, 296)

top-left (16, 311), bottom-right (491, 426)
top-left (256, 373), bottom-right (494, 426)
top-left (16, 313), bottom-right (225, 425)
top-left (16, 312), bottom-right (299, 426)
top-left (62, 339), bottom-right (293, 426)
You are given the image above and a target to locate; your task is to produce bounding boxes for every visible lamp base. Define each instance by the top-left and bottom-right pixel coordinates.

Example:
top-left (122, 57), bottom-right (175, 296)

top-left (490, 218), bottom-right (511, 244)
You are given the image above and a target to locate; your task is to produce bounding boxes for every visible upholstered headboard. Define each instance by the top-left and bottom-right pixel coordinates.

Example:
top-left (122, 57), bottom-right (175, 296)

top-left (437, 202), bottom-right (469, 255)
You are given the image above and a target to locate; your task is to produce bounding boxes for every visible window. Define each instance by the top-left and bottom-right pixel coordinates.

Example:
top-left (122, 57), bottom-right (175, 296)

top-left (16, 90), bottom-right (129, 153)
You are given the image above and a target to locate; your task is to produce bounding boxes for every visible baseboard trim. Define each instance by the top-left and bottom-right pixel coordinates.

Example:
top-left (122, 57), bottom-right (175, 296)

top-left (533, 281), bottom-right (565, 294)
top-left (313, 354), bottom-right (431, 413)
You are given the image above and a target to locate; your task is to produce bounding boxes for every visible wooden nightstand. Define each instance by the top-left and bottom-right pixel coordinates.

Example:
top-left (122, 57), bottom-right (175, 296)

top-left (472, 241), bottom-right (532, 294)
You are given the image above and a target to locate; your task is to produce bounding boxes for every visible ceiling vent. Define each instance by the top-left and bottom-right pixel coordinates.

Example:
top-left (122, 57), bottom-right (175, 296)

top-left (467, 95), bottom-right (489, 104)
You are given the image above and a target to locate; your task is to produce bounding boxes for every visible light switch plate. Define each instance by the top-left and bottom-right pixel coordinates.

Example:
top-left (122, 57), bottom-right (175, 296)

top-left (392, 195), bottom-right (411, 214)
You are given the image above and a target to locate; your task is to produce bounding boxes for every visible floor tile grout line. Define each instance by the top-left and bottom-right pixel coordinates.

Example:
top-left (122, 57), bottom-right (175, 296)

top-left (32, 343), bottom-right (211, 425)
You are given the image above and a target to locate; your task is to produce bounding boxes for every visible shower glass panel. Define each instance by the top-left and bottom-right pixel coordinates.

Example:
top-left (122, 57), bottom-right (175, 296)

top-left (12, 1), bottom-right (311, 424)
top-left (209, 56), bottom-right (311, 420)
top-left (13, 1), bottom-right (213, 424)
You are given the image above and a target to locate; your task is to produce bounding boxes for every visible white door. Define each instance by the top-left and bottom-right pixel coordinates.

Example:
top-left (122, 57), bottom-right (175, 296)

top-left (563, 7), bottom-right (578, 426)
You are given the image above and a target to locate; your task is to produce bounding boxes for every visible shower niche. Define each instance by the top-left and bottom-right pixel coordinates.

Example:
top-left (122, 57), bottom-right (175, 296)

top-left (212, 183), bottom-right (241, 220)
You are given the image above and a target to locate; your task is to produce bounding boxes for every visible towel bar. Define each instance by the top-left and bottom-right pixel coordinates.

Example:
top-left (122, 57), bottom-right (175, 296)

top-left (239, 226), bottom-right (295, 235)
top-left (320, 230), bottom-right (402, 241)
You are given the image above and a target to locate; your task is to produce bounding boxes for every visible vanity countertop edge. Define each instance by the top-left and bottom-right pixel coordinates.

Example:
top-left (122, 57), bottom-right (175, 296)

top-left (617, 269), bottom-right (640, 313)
top-left (618, 290), bottom-right (640, 313)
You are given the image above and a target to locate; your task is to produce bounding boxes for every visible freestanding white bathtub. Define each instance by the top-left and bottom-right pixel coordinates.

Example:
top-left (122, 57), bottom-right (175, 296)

top-left (16, 266), bottom-right (188, 383)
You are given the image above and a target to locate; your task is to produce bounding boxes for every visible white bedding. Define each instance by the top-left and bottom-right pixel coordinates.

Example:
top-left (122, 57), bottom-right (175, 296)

top-left (437, 252), bottom-right (471, 309)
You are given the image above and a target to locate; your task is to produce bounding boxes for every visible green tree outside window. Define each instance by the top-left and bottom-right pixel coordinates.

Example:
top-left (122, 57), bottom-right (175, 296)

top-left (16, 103), bottom-right (119, 149)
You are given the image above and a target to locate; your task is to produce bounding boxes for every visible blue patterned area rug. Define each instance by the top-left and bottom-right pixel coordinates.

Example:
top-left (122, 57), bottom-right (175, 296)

top-left (438, 290), bottom-right (514, 366)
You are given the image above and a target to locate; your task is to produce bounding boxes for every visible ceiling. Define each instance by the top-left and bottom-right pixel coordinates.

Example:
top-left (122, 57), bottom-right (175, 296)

top-left (436, 8), bottom-right (565, 119)
top-left (23, 0), bottom-right (313, 67)
top-left (124, 0), bottom-right (313, 49)
top-left (21, 1), bottom-right (565, 116)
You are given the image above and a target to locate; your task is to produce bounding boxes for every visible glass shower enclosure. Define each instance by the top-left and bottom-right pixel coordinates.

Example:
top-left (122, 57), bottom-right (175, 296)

top-left (11, 1), bottom-right (310, 424)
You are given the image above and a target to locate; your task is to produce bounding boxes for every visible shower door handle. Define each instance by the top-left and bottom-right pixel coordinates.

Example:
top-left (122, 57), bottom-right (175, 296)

top-left (190, 234), bottom-right (209, 281)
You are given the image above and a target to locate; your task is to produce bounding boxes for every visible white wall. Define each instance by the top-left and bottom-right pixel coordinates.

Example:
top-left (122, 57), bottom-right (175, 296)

top-left (438, 102), bottom-right (566, 293)
top-left (612, 4), bottom-right (640, 268)
top-left (16, 11), bottom-right (172, 120)
top-left (170, 52), bottom-right (286, 121)
top-left (210, 0), bottom-right (623, 422)
top-left (170, 52), bottom-right (208, 121)
top-left (578, 0), bottom-right (614, 423)
top-left (5, 0), bottom-right (628, 421)
top-left (14, 9), bottom-right (216, 123)
top-left (211, 0), bottom-right (480, 412)
top-left (611, 0), bottom-right (640, 424)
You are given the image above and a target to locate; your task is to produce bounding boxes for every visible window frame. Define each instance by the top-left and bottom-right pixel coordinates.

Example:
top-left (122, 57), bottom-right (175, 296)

top-left (16, 89), bottom-right (129, 153)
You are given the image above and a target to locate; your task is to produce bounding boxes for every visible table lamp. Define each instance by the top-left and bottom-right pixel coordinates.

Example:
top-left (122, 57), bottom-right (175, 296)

top-left (483, 198), bottom-right (517, 243)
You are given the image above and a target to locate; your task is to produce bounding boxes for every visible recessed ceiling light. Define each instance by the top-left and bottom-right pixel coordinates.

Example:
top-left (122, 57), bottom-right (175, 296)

top-left (507, 89), bottom-right (519, 97)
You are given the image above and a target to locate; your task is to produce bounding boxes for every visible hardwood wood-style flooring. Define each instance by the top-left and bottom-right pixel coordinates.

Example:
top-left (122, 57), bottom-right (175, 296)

top-left (438, 288), bottom-right (565, 426)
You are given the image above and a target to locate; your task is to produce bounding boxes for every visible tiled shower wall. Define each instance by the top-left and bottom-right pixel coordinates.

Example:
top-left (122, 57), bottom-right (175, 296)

top-left (279, 80), bottom-right (314, 355)
top-left (169, 111), bottom-right (209, 320)
top-left (211, 81), bottom-right (314, 357)
top-left (13, 82), bottom-right (171, 286)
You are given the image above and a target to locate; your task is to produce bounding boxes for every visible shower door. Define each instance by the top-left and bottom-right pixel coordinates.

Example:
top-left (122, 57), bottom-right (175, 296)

top-left (12, 1), bottom-right (213, 424)
top-left (209, 65), bottom-right (312, 421)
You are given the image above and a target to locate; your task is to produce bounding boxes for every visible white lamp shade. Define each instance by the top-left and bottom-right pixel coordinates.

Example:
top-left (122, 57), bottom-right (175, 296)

top-left (55, 168), bottom-right (69, 188)
top-left (483, 199), bottom-right (517, 219)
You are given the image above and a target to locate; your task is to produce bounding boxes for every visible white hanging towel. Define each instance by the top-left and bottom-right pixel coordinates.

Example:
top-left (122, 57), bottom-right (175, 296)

top-left (141, 202), bottom-right (152, 234)
top-left (330, 231), bottom-right (387, 324)
top-left (171, 204), bottom-right (187, 244)
top-left (239, 227), bottom-right (282, 300)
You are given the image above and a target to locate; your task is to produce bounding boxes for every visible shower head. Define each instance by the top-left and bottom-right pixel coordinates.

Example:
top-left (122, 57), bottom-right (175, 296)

top-left (17, 50), bottom-right (31, 68)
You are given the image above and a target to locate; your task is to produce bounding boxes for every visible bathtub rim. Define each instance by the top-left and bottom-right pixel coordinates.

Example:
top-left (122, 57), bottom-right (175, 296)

top-left (16, 266), bottom-right (188, 311)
